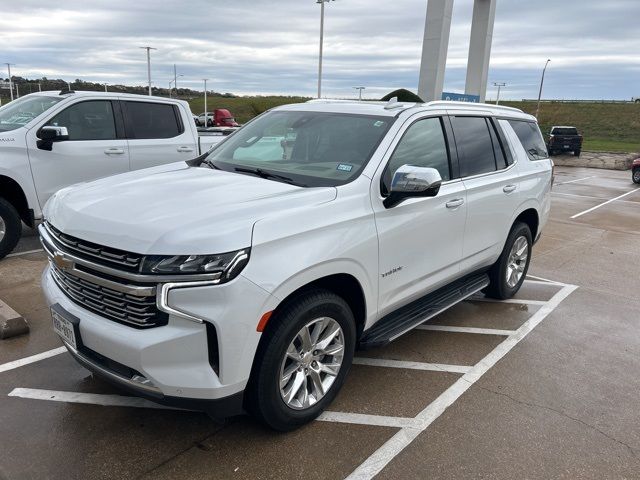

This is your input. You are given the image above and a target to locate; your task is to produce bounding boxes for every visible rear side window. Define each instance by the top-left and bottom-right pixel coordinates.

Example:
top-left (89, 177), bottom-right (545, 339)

top-left (508, 120), bottom-right (548, 161)
top-left (123, 102), bottom-right (183, 139)
top-left (383, 117), bottom-right (451, 194)
top-left (46, 100), bottom-right (117, 141)
top-left (450, 116), bottom-right (497, 177)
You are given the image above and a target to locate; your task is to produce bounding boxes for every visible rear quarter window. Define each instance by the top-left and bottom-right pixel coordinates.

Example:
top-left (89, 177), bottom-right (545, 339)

top-left (507, 120), bottom-right (548, 161)
top-left (123, 101), bottom-right (184, 139)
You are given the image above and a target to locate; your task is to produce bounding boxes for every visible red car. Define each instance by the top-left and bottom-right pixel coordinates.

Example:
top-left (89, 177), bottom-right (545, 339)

top-left (633, 158), bottom-right (640, 184)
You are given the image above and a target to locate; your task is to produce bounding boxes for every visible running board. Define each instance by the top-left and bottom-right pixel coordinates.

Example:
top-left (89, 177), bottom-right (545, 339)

top-left (359, 273), bottom-right (490, 349)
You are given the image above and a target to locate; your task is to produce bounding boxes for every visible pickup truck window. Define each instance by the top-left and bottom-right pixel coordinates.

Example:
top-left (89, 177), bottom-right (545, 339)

top-left (508, 120), bottom-right (548, 161)
top-left (382, 117), bottom-right (450, 194)
top-left (450, 116), bottom-right (499, 177)
top-left (46, 100), bottom-right (117, 141)
top-left (550, 127), bottom-right (578, 136)
top-left (0, 95), bottom-right (63, 132)
top-left (123, 101), bottom-right (184, 139)
top-left (205, 111), bottom-right (393, 187)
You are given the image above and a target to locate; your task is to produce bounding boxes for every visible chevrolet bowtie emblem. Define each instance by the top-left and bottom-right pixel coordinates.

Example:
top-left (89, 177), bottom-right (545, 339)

top-left (53, 252), bottom-right (73, 270)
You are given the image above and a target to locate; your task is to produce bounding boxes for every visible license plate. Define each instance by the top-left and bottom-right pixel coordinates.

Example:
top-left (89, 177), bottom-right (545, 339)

top-left (51, 309), bottom-right (77, 349)
top-left (564, 145), bottom-right (570, 148)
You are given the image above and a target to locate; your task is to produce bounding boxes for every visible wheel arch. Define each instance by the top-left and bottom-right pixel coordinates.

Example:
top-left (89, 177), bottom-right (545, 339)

top-left (513, 207), bottom-right (539, 241)
top-left (0, 175), bottom-right (33, 226)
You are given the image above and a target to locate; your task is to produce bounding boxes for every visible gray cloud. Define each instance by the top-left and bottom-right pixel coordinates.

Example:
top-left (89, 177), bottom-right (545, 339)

top-left (0, 0), bottom-right (638, 100)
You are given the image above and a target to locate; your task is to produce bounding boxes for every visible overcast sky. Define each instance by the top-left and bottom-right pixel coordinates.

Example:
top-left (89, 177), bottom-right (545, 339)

top-left (1, 0), bottom-right (638, 100)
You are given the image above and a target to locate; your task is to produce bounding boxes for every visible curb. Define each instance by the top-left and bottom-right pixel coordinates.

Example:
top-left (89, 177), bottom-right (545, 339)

top-left (0, 299), bottom-right (29, 339)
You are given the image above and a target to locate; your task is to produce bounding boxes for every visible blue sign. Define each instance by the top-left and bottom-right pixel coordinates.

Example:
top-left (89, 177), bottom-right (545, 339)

top-left (441, 92), bottom-right (481, 103)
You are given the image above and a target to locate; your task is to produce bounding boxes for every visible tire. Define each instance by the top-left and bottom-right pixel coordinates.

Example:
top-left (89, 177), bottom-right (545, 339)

top-left (207, 119), bottom-right (213, 127)
top-left (574, 150), bottom-right (581, 157)
top-left (633, 168), bottom-right (640, 185)
top-left (484, 222), bottom-right (532, 300)
top-left (246, 289), bottom-right (356, 431)
top-left (0, 198), bottom-right (22, 260)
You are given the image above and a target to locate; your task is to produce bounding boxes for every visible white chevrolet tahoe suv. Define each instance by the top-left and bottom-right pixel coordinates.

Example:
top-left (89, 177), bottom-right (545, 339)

top-left (0, 91), bottom-right (226, 259)
top-left (39, 99), bottom-right (552, 431)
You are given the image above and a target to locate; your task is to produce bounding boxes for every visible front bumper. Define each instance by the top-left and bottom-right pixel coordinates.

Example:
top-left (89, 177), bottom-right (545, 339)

top-left (41, 264), bottom-right (278, 414)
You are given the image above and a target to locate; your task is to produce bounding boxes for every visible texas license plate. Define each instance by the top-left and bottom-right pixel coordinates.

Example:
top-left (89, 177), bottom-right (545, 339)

top-left (51, 309), bottom-right (77, 349)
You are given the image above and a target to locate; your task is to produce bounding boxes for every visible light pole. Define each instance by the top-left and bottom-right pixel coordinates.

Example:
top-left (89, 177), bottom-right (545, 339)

top-left (169, 74), bottom-right (184, 98)
top-left (4, 63), bottom-right (15, 101)
top-left (353, 86), bottom-right (365, 101)
top-left (104, 83), bottom-right (108, 92)
top-left (493, 82), bottom-right (506, 105)
top-left (203, 79), bottom-right (209, 126)
top-left (316, 0), bottom-right (335, 99)
top-left (140, 46), bottom-right (157, 96)
top-left (535, 59), bottom-right (551, 119)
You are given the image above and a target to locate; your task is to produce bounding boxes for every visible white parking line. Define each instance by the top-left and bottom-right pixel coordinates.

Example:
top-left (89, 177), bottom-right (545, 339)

top-left (469, 297), bottom-right (548, 306)
top-left (526, 274), bottom-right (567, 286)
top-left (555, 176), bottom-right (594, 185)
top-left (346, 283), bottom-right (578, 480)
top-left (571, 188), bottom-right (640, 219)
top-left (5, 248), bottom-right (44, 258)
top-left (416, 325), bottom-right (514, 336)
top-left (0, 347), bottom-right (66, 374)
top-left (353, 357), bottom-right (471, 374)
top-left (318, 411), bottom-right (423, 429)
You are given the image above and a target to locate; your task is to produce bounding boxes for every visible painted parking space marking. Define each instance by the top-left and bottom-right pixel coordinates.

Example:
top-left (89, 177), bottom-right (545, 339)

top-left (571, 187), bottom-right (640, 219)
top-left (353, 357), bottom-right (471, 374)
top-left (346, 281), bottom-right (578, 480)
top-left (469, 296), bottom-right (547, 306)
top-left (415, 325), bottom-right (514, 336)
top-left (317, 411), bottom-right (424, 429)
top-left (5, 248), bottom-right (44, 258)
top-left (0, 347), bottom-right (66, 374)
top-left (555, 176), bottom-right (594, 185)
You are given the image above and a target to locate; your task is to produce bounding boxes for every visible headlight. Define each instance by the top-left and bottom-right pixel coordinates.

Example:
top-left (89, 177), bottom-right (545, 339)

top-left (140, 249), bottom-right (250, 282)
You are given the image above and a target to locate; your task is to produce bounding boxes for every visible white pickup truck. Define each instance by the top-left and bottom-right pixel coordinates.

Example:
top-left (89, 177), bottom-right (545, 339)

top-left (0, 90), bottom-right (227, 258)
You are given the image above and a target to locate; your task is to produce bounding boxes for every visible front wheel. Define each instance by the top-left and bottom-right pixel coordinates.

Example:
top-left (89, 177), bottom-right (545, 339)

top-left (633, 168), bottom-right (640, 184)
top-left (484, 222), bottom-right (532, 300)
top-left (246, 289), bottom-right (355, 431)
top-left (0, 198), bottom-right (22, 260)
top-left (574, 150), bottom-right (581, 157)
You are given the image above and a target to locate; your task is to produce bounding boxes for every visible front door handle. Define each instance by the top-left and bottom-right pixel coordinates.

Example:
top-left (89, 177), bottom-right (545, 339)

top-left (104, 148), bottom-right (125, 155)
top-left (503, 184), bottom-right (517, 194)
top-left (446, 198), bottom-right (465, 209)
top-left (177, 146), bottom-right (195, 153)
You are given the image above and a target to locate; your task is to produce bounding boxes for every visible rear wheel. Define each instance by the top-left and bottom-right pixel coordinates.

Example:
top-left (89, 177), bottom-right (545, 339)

top-left (574, 150), bottom-right (581, 157)
top-left (484, 222), bottom-right (532, 300)
top-left (246, 289), bottom-right (356, 431)
top-left (0, 198), bottom-right (22, 260)
top-left (633, 168), bottom-right (640, 184)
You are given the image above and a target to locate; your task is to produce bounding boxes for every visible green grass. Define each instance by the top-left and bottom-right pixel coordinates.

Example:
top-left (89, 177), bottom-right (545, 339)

top-left (499, 101), bottom-right (640, 153)
top-left (186, 96), bottom-right (640, 153)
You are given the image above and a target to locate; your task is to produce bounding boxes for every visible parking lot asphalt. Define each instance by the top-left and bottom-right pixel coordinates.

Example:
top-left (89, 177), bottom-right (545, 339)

top-left (1, 165), bottom-right (639, 480)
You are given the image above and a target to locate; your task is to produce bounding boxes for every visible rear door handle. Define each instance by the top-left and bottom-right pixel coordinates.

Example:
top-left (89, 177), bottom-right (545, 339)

top-left (446, 198), bottom-right (465, 209)
top-left (177, 146), bottom-right (195, 153)
top-left (503, 184), bottom-right (517, 194)
top-left (104, 148), bottom-right (125, 155)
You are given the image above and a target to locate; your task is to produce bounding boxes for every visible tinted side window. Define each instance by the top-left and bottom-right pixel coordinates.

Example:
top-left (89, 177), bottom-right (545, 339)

top-left (450, 116), bottom-right (497, 177)
top-left (488, 119), bottom-right (507, 169)
top-left (383, 117), bottom-right (450, 193)
top-left (124, 102), bottom-right (183, 139)
top-left (509, 120), bottom-right (548, 161)
top-left (46, 101), bottom-right (116, 141)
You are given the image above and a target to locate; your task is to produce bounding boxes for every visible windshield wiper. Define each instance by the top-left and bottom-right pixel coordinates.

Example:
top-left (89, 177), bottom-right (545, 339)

top-left (203, 158), bottom-right (222, 170)
top-left (234, 167), bottom-right (304, 186)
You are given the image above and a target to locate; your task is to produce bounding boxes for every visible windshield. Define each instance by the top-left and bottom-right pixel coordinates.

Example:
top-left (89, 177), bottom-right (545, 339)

top-left (204, 110), bottom-right (393, 187)
top-left (0, 96), bottom-right (63, 132)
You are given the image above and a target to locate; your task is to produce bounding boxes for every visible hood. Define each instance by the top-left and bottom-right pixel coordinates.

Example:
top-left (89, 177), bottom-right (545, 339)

top-left (44, 162), bottom-right (337, 255)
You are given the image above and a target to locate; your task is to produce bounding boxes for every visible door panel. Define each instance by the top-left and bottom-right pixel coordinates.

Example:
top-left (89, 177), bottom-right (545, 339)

top-left (27, 100), bottom-right (130, 208)
top-left (122, 101), bottom-right (197, 170)
top-left (372, 114), bottom-right (466, 317)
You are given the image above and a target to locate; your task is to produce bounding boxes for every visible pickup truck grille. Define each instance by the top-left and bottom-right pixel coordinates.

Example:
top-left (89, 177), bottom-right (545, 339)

top-left (50, 264), bottom-right (167, 328)
top-left (46, 223), bottom-right (143, 272)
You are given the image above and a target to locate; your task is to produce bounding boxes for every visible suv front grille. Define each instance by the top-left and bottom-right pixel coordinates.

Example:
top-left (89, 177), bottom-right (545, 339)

top-left (50, 264), bottom-right (167, 328)
top-left (47, 223), bottom-right (143, 272)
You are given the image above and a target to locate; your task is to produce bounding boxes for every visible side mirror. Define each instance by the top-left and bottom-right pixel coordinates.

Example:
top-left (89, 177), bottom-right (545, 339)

top-left (383, 165), bottom-right (442, 209)
top-left (37, 126), bottom-right (69, 151)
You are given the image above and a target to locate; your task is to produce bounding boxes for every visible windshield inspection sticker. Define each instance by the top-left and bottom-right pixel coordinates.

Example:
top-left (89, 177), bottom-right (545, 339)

top-left (374, 121), bottom-right (385, 127)
top-left (337, 164), bottom-right (353, 172)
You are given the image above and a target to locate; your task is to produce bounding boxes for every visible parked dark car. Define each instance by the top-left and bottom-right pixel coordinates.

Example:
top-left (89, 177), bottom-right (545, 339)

top-left (632, 158), bottom-right (640, 184)
top-left (547, 126), bottom-right (583, 157)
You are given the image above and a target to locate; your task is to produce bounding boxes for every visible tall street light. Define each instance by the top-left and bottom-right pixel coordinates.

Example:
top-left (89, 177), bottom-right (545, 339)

top-left (353, 86), bottom-right (365, 101)
top-left (316, 0), bottom-right (335, 99)
top-left (140, 46), bottom-right (157, 96)
top-left (536, 59), bottom-right (551, 119)
top-left (4, 63), bottom-right (15, 101)
top-left (203, 79), bottom-right (209, 126)
top-left (493, 82), bottom-right (506, 105)
top-left (169, 75), bottom-right (183, 98)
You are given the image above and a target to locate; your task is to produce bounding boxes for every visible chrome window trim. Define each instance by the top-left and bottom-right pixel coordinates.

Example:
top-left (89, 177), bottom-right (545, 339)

top-left (459, 160), bottom-right (517, 182)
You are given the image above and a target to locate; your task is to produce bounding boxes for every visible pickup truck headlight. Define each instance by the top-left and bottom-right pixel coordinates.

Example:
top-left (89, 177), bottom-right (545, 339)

top-left (140, 249), bottom-right (250, 282)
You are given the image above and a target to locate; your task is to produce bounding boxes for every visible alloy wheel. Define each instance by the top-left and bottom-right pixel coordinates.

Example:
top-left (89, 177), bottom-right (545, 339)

top-left (505, 235), bottom-right (529, 288)
top-left (0, 216), bottom-right (5, 244)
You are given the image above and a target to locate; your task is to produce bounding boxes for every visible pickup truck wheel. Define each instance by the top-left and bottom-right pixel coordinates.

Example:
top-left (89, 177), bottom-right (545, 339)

top-left (484, 222), bottom-right (532, 300)
top-left (0, 198), bottom-right (22, 260)
top-left (632, 169), bottom-right (640, 184)
top-left (247, 289), bottom-right (355, 431)
top-left (574, 150), bottom-right (581, 157)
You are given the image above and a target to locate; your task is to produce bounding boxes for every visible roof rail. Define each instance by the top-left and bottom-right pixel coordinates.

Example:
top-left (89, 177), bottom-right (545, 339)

top-left (426, 100), bottom-right (524, 114)
top-left (59, 88), bottom-right (76, 95)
